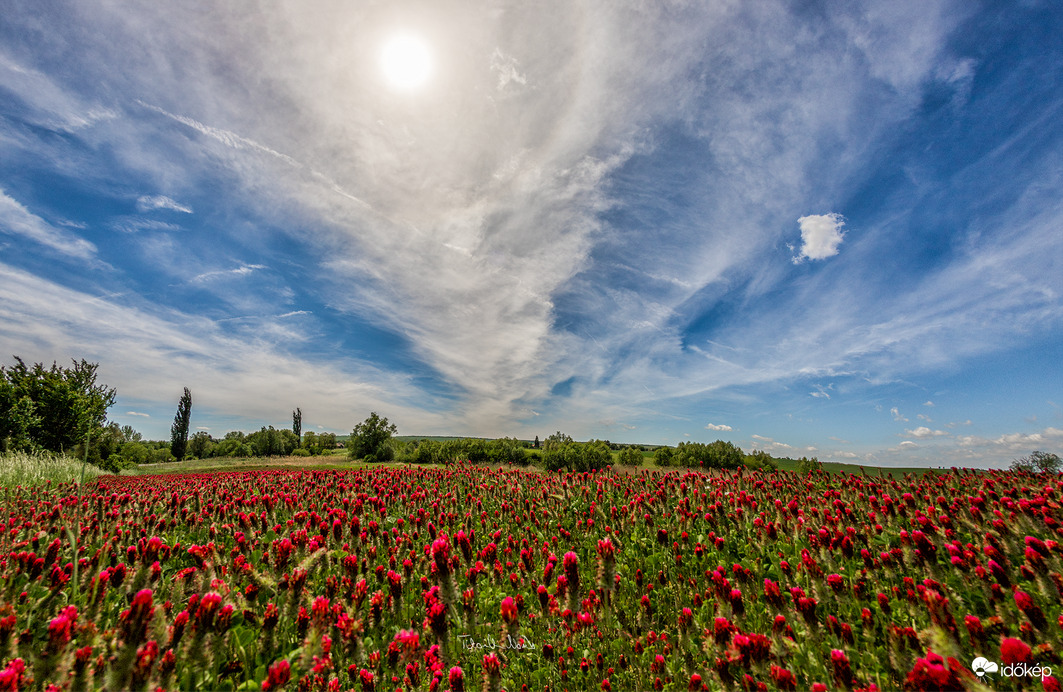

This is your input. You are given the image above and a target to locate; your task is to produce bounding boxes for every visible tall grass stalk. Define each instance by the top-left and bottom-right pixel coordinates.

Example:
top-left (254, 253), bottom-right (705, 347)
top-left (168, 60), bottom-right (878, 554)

top-left (0, 449), bottom-right (105, 488)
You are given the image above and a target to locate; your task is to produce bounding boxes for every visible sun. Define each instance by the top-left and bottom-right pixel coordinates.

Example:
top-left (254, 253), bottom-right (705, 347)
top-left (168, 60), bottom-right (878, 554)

top-left (380, 34), bottom-right (433, 92)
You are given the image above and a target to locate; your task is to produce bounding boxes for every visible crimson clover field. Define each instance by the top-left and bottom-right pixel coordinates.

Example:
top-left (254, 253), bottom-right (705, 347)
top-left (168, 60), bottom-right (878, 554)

top-left (1, 464), bottom-right (1061, 691)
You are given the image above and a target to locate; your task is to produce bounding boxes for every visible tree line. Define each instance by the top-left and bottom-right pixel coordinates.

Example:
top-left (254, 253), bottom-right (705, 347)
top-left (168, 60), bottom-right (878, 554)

top-left (4, 356), bottom-right (1060, 474)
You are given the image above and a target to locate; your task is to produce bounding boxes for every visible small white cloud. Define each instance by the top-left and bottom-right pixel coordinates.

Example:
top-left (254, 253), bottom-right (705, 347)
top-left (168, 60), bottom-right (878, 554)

top-left (196, 426), bottom-right (210, 431)
top-left (126, 411), bottom-right (150, 417)
top-left (923, 400), bottom-right (934, 407)
top-left (191, 264), bottom-right (267, 283)
top-left (891, 407), bottom-right (909, 422)
top-left (917, 413), bottom-right (932, 422)
top-left (793, 213), bottom-right (846, 262)
top-left (705, 422), bottom-right (733, 431)
top-left (136, 195), bottom-right (193, 214)
top-left (904, 426), bottom-right (949, 439)
top-left (810, 384), bottom-right (832, 399)
top-left (899, 440), bottom-right (918, 448)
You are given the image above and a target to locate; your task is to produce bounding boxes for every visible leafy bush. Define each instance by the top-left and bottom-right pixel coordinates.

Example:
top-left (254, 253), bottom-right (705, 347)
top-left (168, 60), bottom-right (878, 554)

top-left (101, 453), bottom-right (137, 473)
top-left (617, 446), bottom-right (644, 466)
top-left (654, 446), bottom-right (675, 467)
top-left (487, 437), bottom-right (529, 465)
top-left (673, 440), bottom-right (744, 469)
top-left (151, 447), bottom-right (174, 464)
top-left (577, 439), bottom-right (612, 472)
top-left (744, 450), bottom-right (778, 471)
top-left (796, 456), bottom-right (823, 473)
top-left (291, 448), bottom-right (311, 457)
top-left (543, 440), bottom-right (611, 472)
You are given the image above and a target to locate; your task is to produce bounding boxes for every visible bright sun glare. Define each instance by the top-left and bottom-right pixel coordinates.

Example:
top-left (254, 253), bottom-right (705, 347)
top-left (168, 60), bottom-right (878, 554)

top-left (380, 34), bottom-right (432, 92)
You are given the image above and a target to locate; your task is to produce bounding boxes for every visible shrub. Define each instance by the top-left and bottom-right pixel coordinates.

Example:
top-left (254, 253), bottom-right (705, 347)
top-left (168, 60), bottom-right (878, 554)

top-left (617, 446), bottom-right (643, 466)
top-left (744, 450), bottom-right (778, 471)
top-left (152, 447), bottom-right (174, 464)
top-left (291, 448), bottom-right (311, 457)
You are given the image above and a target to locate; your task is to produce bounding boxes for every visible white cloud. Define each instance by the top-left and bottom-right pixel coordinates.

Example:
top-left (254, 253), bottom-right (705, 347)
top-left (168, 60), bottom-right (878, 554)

top-left (904, 426), bottom-right (949, 439)
top-left (136, 195), bottom-right (193, 214)
top-left (137, 101), bottom-right (301, 168)
top-left (705, 422), bottom-right (732, 431)
top-left (191, 264), bottom-right (267, 283)
top-left (0, 0), bottom-right (1027, 452)
top-left (0, 51), bottom-right (117, 132)
top-left (0, 190), bottom-right (97, 260)
top-left (891, 407), bottom-right (908, 422)
top-left (810, 384), bottom-right (832, 399)
top-left (794, 213), bottom-right (846, 262)
top-left (125, 411), bottom-right (150, 417)
top-left (923, 400), bottom-right (934, 406)
top-left (0, 262), bottom-right (446, 438)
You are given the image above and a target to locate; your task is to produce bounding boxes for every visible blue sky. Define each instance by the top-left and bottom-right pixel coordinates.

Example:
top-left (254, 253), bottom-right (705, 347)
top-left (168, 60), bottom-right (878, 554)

top-left (1, 1), bottom-right (1061, 468)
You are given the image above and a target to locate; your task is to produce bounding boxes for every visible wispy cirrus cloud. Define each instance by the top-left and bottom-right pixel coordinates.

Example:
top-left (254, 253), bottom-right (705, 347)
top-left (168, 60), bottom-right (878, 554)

top-left (190, 264), bottom-right (268, 283)
top-left (1, 0), bottom-right (1061, 470)
top-left (136, 195), bottom-right (192, 214)
top-left (0, 261), bottom-right (446, 436)
top-left (0, 189), bottom-right (97, 260)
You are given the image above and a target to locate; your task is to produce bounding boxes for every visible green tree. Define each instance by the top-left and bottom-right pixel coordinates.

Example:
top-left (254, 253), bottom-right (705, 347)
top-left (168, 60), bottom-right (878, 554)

top-left (542, 431), bottom-right (573, 451)
top-left (542, 441), bottom-right (580, 471)
top-left (0, 357), bottom-right (116, 453)
top-left (617, 446), bottom-right (643, 466)
top-left (348, 412), bottom-right (397, 462)
top-left (654, 446), bottom-right (675, 467)
top-left (578, 439), bottom-right (612, 472)
top-left (1011, 451), bottom-right (1062, 475)
top-left (120, 425), bottom-right (143, 443)
top-left (188, 431), bottom-right (215, 459)
top-left (170, 387), bottom-right (192, 460)
top-left (744, 449), bottom-right (778, 471)
top-left (293, 408), bottom-right (302, 445)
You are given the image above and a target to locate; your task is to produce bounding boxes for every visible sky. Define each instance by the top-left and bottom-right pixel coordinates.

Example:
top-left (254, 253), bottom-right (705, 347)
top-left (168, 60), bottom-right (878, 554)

top-left (1, 1), bottom-right (1062, 469)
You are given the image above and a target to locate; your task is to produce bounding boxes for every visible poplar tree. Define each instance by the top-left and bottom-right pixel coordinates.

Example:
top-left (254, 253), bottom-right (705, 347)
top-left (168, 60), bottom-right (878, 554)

top-left (293, 407), bottom-right (302, 444)
top-left (170, 387), bottom-right (192, 460)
